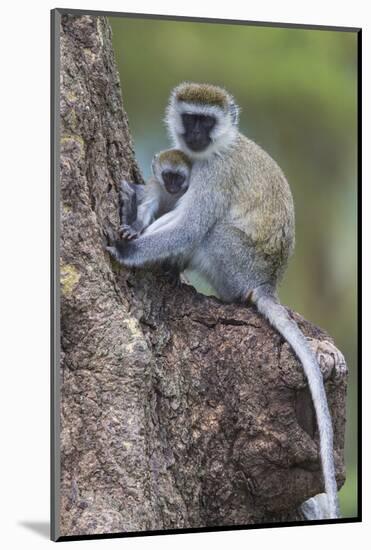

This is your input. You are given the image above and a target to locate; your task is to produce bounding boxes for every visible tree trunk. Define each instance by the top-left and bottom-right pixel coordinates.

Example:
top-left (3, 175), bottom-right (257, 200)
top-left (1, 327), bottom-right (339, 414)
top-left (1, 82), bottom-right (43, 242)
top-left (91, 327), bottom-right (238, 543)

top-left (57, 14), bottom-right (347, 538)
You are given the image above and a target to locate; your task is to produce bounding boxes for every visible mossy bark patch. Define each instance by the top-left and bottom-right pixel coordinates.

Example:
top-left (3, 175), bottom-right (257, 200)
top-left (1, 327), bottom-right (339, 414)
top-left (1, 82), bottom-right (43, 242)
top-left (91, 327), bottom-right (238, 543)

top-left (60, 262), bottom-right (80, 296)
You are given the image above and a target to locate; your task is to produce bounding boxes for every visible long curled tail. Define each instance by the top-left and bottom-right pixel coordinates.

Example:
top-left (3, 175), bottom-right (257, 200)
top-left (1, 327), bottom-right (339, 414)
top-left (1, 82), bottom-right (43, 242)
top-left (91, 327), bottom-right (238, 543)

top-left (252, 291), bottom-right (339, 519)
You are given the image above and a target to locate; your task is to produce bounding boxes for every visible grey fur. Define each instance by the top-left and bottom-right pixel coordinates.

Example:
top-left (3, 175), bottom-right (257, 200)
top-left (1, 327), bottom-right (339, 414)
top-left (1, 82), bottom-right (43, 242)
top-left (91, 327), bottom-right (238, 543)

top-left (109, 83), bottom-right (339, 519)
top-left (255, 292), bottom-right (339, 518)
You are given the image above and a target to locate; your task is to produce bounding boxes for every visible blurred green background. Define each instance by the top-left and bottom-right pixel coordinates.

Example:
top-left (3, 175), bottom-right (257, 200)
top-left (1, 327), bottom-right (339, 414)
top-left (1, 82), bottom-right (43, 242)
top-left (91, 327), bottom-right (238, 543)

top-left (109, 16), bottom-right (358, 518)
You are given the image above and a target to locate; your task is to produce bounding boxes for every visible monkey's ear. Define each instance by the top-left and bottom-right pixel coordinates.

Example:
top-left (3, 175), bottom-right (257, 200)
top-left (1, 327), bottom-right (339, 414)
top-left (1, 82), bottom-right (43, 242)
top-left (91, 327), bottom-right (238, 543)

top-left (229, 100), bottom-right (240, 126)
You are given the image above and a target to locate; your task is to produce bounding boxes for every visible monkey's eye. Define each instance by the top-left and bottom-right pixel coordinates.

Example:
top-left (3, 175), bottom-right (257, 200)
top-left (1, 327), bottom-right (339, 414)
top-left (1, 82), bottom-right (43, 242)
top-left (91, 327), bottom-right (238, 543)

top-left (182, 114), bottom-right (194, 132)
top-left (202, 115), bottom-right (216, 130)
top-left (182, 113), bottom-right (216, 131)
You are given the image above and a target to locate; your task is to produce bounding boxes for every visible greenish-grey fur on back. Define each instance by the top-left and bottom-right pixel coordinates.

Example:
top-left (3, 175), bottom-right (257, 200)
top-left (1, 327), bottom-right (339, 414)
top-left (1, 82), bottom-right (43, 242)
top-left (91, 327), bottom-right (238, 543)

top-left (225, 133), bottom-right (295, 283)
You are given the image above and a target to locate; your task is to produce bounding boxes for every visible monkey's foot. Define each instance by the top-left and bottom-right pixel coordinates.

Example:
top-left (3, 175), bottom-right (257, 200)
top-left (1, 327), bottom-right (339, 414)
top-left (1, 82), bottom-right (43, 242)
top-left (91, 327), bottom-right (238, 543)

top-left (307, 338), bottom-right (348, 383)
top-left (167, 274), bottom-right (182, 289)
top-left (162, 267), bottom-right (182, 289)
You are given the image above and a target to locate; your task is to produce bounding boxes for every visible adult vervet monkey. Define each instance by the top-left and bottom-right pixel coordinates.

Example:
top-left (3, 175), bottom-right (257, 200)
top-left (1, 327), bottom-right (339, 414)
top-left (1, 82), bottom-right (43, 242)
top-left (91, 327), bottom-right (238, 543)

top-left (108, 82), bottom-right (340, 519)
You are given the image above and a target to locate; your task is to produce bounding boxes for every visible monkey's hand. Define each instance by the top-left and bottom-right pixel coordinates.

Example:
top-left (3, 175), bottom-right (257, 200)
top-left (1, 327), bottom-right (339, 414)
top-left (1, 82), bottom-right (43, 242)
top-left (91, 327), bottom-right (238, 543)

top-left (111, 186), bottom-right (213, 268)
top-left (119, 179), bottom-right (144, 227)
top-left (118, 220), bottom-right (145, 240)
top-left (106, 239), bottom-right (134, 266)
top-left (106, 238), bottom-right (154, 268)
top-left (119, 179), bottom-right (137, 198)
top-left (107, 214), bottom-right (195, 268)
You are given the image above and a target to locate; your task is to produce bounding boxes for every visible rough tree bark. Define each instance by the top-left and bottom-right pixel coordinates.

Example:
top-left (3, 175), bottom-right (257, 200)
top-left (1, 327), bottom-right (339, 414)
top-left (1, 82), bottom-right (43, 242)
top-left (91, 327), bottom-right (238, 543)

top-left (58, 14), bottom-right (348, 537)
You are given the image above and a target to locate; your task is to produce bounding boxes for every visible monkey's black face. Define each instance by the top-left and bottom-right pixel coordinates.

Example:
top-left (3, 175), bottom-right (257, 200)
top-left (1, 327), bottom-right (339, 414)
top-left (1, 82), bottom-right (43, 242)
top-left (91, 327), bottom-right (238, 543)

top-left (181, 113), bottom-right (216, 152)
top-left (162, 170), bottom-right (187, 194)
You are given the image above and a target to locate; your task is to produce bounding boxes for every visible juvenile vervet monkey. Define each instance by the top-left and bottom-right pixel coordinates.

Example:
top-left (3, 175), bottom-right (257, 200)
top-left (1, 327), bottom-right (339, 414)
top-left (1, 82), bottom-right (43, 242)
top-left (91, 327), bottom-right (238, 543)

top-left (119, 149), bottom-right (191, 240)
top-left (107, 82), bottom-right (339, 519)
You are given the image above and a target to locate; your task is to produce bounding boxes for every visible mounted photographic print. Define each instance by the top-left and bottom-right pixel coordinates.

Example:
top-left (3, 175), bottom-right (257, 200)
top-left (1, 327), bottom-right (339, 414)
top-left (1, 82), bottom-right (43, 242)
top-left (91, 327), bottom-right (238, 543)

top-left (51, 8), bottom-right (361, 542)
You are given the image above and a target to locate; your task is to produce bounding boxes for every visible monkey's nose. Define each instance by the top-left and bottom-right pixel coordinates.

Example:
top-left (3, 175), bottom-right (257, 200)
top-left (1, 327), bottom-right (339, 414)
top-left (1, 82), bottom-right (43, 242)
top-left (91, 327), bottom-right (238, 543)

top-left (186, 135), bottom-right (210, 152)
top-left (162, 171), bottom-right (186, 194)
